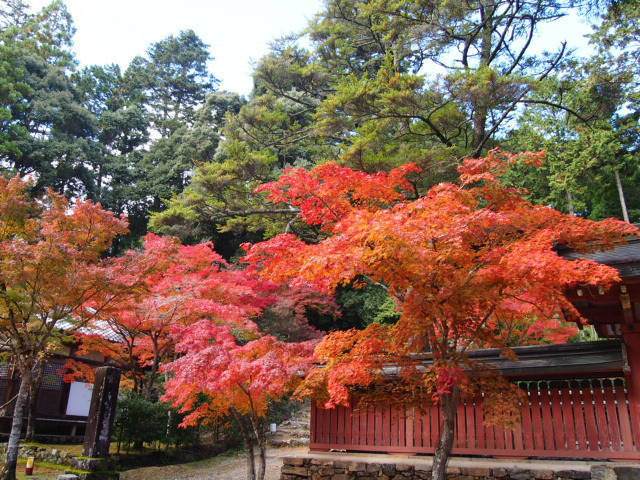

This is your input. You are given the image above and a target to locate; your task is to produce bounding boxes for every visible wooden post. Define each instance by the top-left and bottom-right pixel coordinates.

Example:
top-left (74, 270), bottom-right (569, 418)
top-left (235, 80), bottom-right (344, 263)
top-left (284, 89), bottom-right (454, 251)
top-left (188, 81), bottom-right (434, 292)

top-left (83, 366), bottom-right (120, 458)
top-left (622, 331), bottom-right (640, 448)
top-left (2, 362), bottom-right (17, 416)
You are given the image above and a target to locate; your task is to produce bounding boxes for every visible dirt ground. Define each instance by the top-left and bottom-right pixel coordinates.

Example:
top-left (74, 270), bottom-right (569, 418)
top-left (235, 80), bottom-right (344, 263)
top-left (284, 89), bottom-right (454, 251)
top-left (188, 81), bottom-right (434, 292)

top-left (120, 446), bottom-right (306, 480)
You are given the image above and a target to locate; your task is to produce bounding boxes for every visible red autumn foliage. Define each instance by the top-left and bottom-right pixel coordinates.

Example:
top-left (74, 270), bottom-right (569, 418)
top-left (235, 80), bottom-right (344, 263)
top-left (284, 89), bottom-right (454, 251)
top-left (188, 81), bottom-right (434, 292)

top-left (162, 322), bottom-right (315, 425)
top-left (256, 284), bottom-right (341, 341)
top-left (158, 265), bottom-right (318, 480)
top-left (162, 321), bottom-right (315, 480)
top-left (66, 231), bottom-right (321, 480)
top-left (67, 233), bottom-right (282, 395)
top-left (255, 162), bottom-right (419, 229)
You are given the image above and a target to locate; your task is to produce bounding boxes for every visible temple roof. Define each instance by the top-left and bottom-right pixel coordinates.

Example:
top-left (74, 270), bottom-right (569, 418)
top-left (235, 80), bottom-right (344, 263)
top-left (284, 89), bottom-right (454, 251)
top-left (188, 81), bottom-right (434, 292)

top-left (560, 229), bottom-right (640, 277)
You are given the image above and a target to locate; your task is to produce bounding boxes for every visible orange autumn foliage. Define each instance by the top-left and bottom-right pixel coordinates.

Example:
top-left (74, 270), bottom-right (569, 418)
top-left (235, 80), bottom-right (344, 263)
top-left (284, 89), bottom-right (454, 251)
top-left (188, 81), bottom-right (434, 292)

top-left (0, 175), bottom-right (132, 480)
top-left (244, 149), bottom-right (638, 418)
top-left (0, 176), bottom-right (130, 375)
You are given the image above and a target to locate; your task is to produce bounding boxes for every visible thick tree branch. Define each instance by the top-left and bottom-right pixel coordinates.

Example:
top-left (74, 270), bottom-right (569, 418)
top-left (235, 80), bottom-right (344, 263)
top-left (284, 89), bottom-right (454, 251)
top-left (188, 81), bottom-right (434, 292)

top-left (470, 42), bottom-right (568, 157)
top-left (518, 99), bottom-right (592, 126)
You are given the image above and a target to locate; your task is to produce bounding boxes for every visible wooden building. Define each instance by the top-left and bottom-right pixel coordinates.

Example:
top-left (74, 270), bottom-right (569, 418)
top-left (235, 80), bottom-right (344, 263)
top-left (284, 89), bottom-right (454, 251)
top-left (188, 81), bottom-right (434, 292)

top-left (0, 322), bottom-right (115, 440)
top-left (310, 239), bottom-right (640, 461)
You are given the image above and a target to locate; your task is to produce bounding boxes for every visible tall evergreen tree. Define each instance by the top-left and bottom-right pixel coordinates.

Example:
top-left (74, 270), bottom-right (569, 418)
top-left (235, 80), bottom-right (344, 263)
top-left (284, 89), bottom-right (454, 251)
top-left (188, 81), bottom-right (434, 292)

top-left (127, 29), bottom-right (218, 136)
top-left (154, 0), bottom-right (607, 248)
top-left (0, 1), bottom-right (99, 198)
top-left (503, 0), bottom-right (639, 222)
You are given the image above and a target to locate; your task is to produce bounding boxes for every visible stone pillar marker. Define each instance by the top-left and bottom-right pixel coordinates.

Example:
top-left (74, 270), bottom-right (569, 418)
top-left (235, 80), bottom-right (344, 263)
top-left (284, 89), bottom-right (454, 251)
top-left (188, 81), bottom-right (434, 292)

top-left (83, 366), bottom-right (121, 458)
top-left (71, 367), bottom-right (121, 479)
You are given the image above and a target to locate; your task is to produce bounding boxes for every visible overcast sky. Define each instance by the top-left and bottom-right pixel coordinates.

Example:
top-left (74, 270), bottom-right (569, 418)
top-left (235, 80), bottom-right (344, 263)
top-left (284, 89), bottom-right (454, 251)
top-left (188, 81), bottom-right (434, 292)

top-left (26, 1), bottom-right (595, 96)
top-left (27, 0), bottom-right (323, 94)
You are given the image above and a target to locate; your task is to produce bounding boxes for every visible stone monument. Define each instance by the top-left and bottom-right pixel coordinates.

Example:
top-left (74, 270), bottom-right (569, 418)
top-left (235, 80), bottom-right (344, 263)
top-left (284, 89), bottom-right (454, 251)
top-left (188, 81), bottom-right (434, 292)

top-left (70, 366), bottom-right (121, 480)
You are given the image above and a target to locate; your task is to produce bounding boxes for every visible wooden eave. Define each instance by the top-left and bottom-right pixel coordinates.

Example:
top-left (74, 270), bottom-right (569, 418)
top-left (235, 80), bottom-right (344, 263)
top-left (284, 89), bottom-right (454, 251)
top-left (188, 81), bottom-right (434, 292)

top-left (383, 340), bottom-right (626, 379)
top-left (462, 340), bottom-right (625, 378)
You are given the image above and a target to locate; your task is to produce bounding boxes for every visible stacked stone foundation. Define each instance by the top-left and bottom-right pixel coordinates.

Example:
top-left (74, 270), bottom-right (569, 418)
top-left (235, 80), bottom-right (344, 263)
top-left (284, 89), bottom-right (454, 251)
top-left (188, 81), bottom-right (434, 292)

top-left (280, 455), bottom-right (639, 480)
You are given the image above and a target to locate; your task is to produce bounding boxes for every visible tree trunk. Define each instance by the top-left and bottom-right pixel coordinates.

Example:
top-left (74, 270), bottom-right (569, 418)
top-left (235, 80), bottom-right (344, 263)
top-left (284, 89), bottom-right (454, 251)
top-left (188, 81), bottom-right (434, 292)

top-left (566, 190), bottom-right (576, 216)
top-left (165, 409), bottom-right (172, 450)
top-left (471, 101), bottom-right (489, 153)
top-left (143, 339), bottom-right (160, 401)
top-left (614, 170), bottom-right (630, 223)
top-left (24, 383), bottom-right (37, 442)
top-left (232, 410), bottom-right (256, 480)
top-left (143, 363), bottom-right (158, 400)
top-left (470, 4), bottom-right (494, 154)
top-left (250, 416), bottom-right (267, 480)
top-left (243, 428), bottom-right (256, 480)
top-left (1, 371), bottom-right (31, 480)
top-left (431, 387), bottom-right (460, 480)
top-left (25, 364), bottom-right (44, 442)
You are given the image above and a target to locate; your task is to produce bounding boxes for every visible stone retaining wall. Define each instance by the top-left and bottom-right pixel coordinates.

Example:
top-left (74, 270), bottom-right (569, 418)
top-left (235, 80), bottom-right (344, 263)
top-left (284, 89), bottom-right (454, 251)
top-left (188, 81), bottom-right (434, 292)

top-left (280, 455), bottom-right (639, 480)
top-left (0, 443), bottom-right (77, 466)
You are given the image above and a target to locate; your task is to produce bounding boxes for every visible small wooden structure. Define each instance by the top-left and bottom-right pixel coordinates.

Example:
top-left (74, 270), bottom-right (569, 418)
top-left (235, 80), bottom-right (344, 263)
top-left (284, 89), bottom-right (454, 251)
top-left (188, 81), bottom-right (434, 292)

top-left (310, 239), bottom-right (640, 461)
top-left (0, 320), bottom-right (117, 439)
top-left (311, 341), bottom-right (637, 460)
top-left (0, 355), bottom-right (102, 439)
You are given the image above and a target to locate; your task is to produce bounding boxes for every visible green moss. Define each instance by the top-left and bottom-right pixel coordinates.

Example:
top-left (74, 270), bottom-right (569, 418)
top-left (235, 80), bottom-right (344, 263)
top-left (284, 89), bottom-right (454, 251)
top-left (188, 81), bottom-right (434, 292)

top-left (20, 460), bottom-right (90, 474)
top-left (21, 442), bottom-right (85, 456)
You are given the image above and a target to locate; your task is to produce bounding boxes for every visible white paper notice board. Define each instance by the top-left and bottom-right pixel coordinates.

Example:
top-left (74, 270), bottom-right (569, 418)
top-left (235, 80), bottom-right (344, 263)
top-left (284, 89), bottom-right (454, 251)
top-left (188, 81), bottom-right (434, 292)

top-left (65, 382), bottom-right (93, 417)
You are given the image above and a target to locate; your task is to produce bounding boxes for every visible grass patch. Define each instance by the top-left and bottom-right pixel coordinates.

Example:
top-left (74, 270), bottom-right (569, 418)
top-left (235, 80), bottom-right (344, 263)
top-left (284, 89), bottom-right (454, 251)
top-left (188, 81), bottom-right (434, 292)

top-left (0, 458), bottom-right (66, 480)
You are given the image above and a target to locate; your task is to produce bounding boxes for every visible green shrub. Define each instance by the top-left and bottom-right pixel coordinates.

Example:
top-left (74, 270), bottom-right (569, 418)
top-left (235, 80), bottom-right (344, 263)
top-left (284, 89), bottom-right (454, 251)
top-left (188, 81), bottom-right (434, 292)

top-left (114, 391), bottom-right (199, 450)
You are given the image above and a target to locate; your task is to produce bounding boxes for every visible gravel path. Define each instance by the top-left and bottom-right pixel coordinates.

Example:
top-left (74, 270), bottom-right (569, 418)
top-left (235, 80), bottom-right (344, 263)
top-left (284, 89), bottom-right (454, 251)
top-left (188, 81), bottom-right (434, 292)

top-left (120, 446), bottom-right (306, 480)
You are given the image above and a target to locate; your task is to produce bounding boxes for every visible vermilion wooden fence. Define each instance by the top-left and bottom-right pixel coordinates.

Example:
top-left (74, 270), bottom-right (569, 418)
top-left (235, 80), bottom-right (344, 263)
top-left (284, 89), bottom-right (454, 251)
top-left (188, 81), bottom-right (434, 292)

top-left (310, 378), bottom-right (640, 460)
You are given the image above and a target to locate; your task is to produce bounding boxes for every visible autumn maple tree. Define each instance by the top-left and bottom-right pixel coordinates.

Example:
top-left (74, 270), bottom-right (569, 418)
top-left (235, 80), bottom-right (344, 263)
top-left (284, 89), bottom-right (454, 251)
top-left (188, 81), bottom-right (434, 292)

top-left (63, 235), bottom-right (174, 391)
top-left (148, 240), bottom-right (318, 480)
top-left (243, 149), bottom-right (638, 480)
top-left (162, 325), bottom-right (314, 480)
top-left (64, 230), bottom-right (316, 480)
top-left (0, 176), bottom-right (130, 480)
top-left (153, 250), bottom-right (317, 480)
top-left (68, 233), bottom-right (281, 398)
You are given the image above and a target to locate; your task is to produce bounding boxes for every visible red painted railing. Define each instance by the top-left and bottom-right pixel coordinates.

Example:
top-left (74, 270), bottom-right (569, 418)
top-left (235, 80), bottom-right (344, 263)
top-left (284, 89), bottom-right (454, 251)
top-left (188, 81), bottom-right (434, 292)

top-left (311, 378), bottom-right (640, 460)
